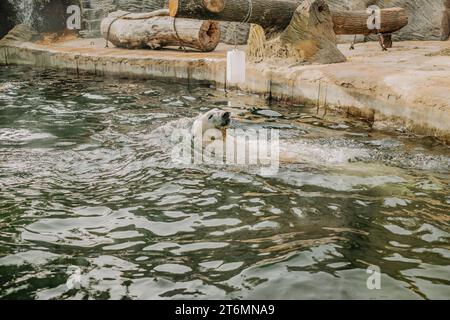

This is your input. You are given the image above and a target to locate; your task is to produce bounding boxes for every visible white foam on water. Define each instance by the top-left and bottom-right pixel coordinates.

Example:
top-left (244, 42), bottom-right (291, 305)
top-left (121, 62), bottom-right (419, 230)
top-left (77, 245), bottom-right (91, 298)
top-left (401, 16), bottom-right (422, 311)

top-left (145, 116), bottom-right (450, 175)
top-left (0, 82), bottom-right (16, 91)
top-left (0, 128), bottom-right (56, 143)
top-left (82, 93), bottom-right (110, 101)
top-left (280, 140), bottom-right (370, 165)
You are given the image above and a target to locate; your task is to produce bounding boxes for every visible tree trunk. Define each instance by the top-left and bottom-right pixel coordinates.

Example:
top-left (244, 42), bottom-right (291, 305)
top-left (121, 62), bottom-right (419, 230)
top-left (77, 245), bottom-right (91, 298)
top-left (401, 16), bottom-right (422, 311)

top-left (169, 0), bottom-right (299, 37)
top-left (442, 9), bottom-right (450, 40)
top-left (170, 0), bottom-right (408, 37)
top-left (247, 0), bottom-right (346, 65)
top-left (332, 8), bottom-right (408, 35)
top-left (169, 0), bottom-right (226, 16)
top-left (101, 10), bottom-right (220, 51)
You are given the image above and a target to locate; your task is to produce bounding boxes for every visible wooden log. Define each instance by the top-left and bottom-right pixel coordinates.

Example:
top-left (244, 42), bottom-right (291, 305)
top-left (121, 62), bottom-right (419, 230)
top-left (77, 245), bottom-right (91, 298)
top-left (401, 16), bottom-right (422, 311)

top-left (170, 0), bottom-right (226, 16)
top-left (170, 0), bottom-right (300, 37)
top-left (332, 8), bottom-right (408, 35)
top-left (442, 9), bottom-right (450, 40)
top-left (121, 9), bottom-right (170, 20)
top-left (100, 10), bottom-right (220, 51)
top-left (169, 0), bottom-right (408, 37)
top-left (246, 0), bottom-right (346, 65)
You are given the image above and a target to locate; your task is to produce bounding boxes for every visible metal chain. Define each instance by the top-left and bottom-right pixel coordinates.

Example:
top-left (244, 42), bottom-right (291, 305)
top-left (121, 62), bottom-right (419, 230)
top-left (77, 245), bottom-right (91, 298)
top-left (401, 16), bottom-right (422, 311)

top-left (105, 12), bottom-right (131, 48)
top-left (232, 0), bottom-right (253, 48)
top-left (173, 16), bottom-right (187, 52)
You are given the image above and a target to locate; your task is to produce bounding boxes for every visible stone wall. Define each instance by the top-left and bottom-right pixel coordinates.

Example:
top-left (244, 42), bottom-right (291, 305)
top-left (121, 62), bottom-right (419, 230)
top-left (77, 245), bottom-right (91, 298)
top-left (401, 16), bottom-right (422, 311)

top-left (2, 0), bottom-right (79, 37)
top-left (80, 0), bottom-right (168, 38)
top-left (0, 1), bottom-right (18, 39)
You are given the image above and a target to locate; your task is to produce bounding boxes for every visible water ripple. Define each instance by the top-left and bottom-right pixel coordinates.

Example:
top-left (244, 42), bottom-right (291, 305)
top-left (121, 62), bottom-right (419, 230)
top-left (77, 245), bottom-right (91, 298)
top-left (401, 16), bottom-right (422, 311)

top-left (0, 67), bottom-right (449, 299)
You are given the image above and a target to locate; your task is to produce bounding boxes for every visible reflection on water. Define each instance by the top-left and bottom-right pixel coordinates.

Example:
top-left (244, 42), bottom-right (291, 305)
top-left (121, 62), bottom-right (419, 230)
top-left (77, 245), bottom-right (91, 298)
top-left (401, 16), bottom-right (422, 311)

top-left (0, 66), bottom-right (449, 300)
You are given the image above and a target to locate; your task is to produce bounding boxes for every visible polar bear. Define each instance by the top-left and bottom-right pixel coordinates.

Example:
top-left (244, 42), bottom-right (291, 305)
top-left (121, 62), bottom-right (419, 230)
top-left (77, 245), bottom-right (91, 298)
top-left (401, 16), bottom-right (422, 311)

top-left (191, 108), bottom-right (231, 145)
top-left (187, 109), bottom-right (363, 170)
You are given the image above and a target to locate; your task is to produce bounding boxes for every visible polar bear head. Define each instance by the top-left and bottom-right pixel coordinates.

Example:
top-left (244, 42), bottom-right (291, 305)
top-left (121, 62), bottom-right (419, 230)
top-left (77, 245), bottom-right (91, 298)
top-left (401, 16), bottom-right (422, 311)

top-left (192, 109), bottom-right (231, 142)
top-left (203, 108), bottom-right (231, 129)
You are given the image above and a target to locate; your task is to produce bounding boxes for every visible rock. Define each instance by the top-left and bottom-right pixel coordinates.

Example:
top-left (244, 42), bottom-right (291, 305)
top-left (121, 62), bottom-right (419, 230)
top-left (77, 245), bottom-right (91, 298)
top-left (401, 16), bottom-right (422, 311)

top-left (255, 109), bottom-right (283, 118)
top-left (0, 24), bottom-right (39, 44)
top-left (6, 0), bottom-right (75, 33)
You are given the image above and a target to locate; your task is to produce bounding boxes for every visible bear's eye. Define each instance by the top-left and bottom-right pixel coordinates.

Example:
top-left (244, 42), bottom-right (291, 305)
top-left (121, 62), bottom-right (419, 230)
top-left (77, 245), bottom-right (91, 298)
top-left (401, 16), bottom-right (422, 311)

top-left (208, 115), bottom-right (214, 120)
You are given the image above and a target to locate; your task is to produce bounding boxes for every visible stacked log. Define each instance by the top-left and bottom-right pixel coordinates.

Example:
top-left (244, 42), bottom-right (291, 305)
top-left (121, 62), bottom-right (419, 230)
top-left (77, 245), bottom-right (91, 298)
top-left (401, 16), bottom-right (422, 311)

top-left (169, 0), bottom-right (408, 64)
top-left (169, 0), bottom-right (300, 37)
top-left (169, 0), bottom-right (408, 37)
top-left (100, 10), bottom-right (220, 51)
top-left (101, 0), bottom-right (410, 61)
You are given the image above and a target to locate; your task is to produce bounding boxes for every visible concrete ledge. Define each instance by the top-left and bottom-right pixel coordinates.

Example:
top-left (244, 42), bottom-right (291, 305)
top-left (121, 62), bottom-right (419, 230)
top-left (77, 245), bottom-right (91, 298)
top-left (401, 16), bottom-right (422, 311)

top-left (1, 38), bottom-right (449, 142)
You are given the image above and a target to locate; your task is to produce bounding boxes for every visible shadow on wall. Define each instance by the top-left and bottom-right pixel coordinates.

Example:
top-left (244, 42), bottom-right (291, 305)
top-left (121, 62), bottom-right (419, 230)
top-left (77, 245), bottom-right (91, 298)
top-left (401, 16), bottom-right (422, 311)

top-left (0, 1), bottom-right (18, 39)
top-left (0, 0), bottom-right (80, 39)
top-left (444, 0), bottom-right (450, 40)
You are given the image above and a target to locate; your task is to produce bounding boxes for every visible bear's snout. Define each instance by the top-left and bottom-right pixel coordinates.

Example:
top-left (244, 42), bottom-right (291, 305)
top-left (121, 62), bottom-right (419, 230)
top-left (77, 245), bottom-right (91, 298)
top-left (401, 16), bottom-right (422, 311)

top-left (221, 112), bottom-right (231, 126)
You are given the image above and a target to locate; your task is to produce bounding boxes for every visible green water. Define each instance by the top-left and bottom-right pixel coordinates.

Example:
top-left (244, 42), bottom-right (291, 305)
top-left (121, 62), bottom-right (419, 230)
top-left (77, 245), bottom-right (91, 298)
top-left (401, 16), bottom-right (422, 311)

top-left (0, 66), bottom-right (449, 300)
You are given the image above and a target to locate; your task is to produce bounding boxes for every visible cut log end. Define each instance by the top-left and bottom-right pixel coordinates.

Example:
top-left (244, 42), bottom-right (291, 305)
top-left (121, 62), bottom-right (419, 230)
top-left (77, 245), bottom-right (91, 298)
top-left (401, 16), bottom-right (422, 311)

top-left (169, 0), bottom-right (179, 17)
top-left (203, 0), bottom-right (225, 13)
top-left (198, 20), bottom-right (221, 51)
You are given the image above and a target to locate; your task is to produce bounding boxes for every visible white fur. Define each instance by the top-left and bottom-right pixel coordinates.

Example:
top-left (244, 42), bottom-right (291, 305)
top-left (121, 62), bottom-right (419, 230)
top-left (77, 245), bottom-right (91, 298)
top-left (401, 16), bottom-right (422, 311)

top-left (191, 108), bottom-right (230, 144)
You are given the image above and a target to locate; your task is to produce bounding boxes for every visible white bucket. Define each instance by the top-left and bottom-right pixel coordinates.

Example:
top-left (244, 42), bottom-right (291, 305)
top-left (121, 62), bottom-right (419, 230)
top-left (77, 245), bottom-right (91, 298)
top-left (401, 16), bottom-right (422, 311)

top-left (226, 49), bottom-right (246, 85)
